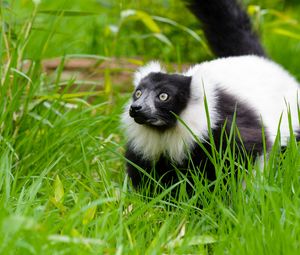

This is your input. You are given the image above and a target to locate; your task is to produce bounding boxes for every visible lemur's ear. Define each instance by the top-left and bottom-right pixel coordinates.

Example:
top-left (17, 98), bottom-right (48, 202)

top-left (133, 61), bottom-right (165, 87)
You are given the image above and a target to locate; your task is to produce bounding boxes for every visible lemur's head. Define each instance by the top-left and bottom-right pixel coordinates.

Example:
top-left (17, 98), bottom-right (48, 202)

top-left (129, 62), bottom-right (191, 130)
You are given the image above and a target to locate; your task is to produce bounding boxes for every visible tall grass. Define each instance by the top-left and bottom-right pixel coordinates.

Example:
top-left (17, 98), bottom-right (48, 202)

top-left (1, 0), bottom-right (300, 254)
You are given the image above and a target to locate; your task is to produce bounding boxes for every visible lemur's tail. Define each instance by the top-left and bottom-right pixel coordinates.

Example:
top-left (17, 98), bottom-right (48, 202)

top-left (184, 0), bottom-right (265, 57)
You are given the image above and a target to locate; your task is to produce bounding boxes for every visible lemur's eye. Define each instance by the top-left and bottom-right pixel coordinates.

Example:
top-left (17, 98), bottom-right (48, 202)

top-left (135, 90), bottom-right (142, 98)
top-left (159, 93), bottom-right (169, 101)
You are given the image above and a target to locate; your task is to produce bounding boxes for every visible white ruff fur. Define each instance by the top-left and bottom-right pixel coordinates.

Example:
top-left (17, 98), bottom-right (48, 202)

top-left (122, 55), bottom-right (300, 163)
top-left (134, 61), bottom-right (165, 87)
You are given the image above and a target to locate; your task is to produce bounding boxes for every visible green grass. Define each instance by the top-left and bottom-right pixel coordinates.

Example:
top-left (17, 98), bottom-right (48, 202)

top-left (1, 0), bottom-right (300, 254)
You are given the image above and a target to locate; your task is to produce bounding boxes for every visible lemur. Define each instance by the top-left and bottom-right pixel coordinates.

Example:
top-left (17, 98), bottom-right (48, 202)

top-left (121, 0), bottom-right (300, 191)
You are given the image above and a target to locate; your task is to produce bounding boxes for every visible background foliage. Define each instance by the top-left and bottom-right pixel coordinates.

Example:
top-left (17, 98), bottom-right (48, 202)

top-left (5, 0), bottom-right (300, 74)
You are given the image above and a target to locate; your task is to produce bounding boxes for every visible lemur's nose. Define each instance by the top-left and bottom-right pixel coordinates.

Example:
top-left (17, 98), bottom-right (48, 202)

top-left (130, 105), bottom-right (142, 113)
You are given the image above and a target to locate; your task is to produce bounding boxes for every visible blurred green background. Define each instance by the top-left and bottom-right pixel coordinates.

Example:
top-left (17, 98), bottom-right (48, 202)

top-left (4, 0), bottom-right (300, 78)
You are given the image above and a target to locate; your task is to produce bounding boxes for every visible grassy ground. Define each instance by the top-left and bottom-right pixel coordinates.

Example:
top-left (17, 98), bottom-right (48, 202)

top-left (1, 0), bottom-right (300, 254)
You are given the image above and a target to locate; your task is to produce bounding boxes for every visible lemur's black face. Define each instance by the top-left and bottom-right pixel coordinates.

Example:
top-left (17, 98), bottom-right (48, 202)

top-left (129, 72), bottom-right (191, 130)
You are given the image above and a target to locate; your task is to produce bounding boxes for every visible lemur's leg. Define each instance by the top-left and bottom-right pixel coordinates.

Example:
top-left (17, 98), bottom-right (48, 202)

top-left (125, 143), bottom-right (152, 188)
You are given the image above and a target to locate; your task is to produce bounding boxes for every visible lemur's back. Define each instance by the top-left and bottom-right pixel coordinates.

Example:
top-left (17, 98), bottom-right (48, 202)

top-left (185, 55), bottom-right (300, 145)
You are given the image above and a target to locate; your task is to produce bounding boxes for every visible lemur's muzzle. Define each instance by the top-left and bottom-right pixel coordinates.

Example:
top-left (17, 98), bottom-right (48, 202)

top-left (129, 104), bottom-right (156, 125)
top-left (130, 104), bottom-right (142, 114)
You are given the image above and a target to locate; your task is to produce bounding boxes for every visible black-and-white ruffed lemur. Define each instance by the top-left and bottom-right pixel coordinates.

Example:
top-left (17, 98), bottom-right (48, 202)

top-left (121, 0), bottom-right (300, 191)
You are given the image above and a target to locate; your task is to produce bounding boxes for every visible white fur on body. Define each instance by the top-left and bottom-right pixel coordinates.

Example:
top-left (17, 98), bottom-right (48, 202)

top-left (122, 55), bottom-right (300, 163)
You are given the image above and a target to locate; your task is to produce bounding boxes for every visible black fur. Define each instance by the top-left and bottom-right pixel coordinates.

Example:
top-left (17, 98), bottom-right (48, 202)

top-left (130, 72), bottom-right (191, 130)
top-left (125, 145), bottom-right (152, 188)
top-left (185, 0), bottom-right (265, 57)
top-left (214, 88), bottom-right (271, 154)
top-left (296, 131), bottom-right (300, 142)
top-left (126, 139), bottom-right (215, 194)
